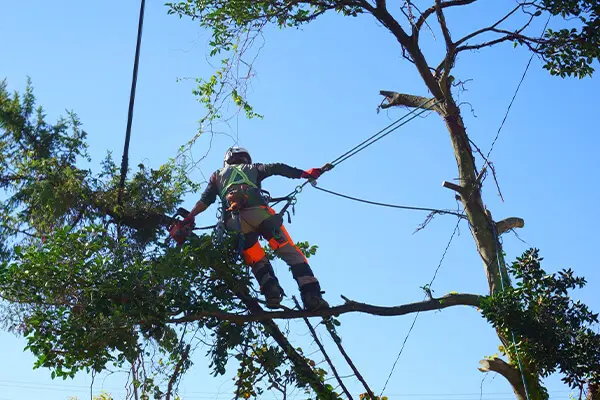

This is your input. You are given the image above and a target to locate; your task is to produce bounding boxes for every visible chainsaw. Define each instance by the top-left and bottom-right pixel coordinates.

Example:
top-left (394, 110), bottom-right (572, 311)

top-left (168, 207), bottom-right (195, 245)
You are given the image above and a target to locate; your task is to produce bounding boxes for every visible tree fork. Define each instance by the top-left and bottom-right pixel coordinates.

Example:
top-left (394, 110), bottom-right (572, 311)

top-left (209, 265), bottom-right (333, 398)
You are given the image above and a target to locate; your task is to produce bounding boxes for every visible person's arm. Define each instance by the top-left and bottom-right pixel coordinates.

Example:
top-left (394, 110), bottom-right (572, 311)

top-left (256, 163), bottom-right (331, 182)
top-left (183, 173), bottom-right (218, 222)
top-left (187, 199), bottom-right (209, 220)
top-left (256, 163), bottom-right (304, 181)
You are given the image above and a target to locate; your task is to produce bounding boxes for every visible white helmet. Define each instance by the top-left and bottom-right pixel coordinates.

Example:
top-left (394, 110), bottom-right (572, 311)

top-left (224, 146), bottom-right (252, 165)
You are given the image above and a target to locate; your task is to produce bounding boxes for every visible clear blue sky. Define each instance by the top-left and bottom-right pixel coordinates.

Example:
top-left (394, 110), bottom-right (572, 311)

top-left (1, 1), bottom-right (598, 399)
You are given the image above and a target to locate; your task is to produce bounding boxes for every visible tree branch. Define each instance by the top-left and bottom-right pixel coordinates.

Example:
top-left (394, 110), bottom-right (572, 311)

top-left (292, 296), bottom-right (354, 400)
top-left (434, 0), bottom-right (457, 86)
top-left (170, 293), bottom-right (483, 324)
top-left (91, 196), bottom-right (174, 230)
top-left (496, 217), bottom-right (525, 235)
top-left (435, 0), bottom-right (453, 47)
top-left (324, 319), bottom-right (375, 400)
top-left (455, 2), bottom-right (535, 47)
top-left (165, 344), bottom-right (190, 400)
top-left (379, 91), bottom-right (437, 110)
top-left (415, 0), bottom-right (478, 33)
top-left (455, 3), bottom-right (540, 54)
top-left (478, 358), bottom-right (527, 400)
top-left (457, 30), bottom-right (541, 53)
top-left (442, 180), bottom-right (465, 194)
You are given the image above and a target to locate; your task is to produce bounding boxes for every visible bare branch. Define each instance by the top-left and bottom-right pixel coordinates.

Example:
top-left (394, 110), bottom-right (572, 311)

top-left (456, 3), bottom-right (540, 54)
top-left (415, 0), bottom-right (478, 33)
top-left (457, 32), bottom-right (537, 53)
top-left (455, 3), bottom-right (532, 46)
top-left (478, 358), bottom-right (527, 400)
top-left (434, 0), bottom-right (457, 86)
top-left (169, 293), bottom-right (483, 324)
top-left (379, 91), bottom-right (437, 110)
top-left (496, 217), bottom-right (525, 235)
top-left (435, 0), bottom-right (453, 47)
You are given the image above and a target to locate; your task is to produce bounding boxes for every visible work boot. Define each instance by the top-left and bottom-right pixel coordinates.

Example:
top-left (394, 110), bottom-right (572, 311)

top-left (301, 291), bottom-right (329, 312)
top-left (263, 282), bottom-right (284, 309)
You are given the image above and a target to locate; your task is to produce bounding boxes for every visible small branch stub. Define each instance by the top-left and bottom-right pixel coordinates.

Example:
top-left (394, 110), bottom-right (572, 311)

top-left (496, 217), bottom-right (525, 235)
top-left (442, 180), bottom-right (465, 195)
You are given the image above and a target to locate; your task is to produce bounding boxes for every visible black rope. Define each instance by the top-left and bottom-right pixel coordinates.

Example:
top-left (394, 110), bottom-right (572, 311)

top-left (312, 185), bottom-right (465, 218)
top-left (331, 98), bottom-right (439, 167)
top-left (272, 99), bottom-right (440, 213)
top-left (117, 0), bottom-right (146, 207)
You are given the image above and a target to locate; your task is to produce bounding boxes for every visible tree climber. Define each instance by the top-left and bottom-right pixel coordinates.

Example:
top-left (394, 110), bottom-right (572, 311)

top-left (181, 146), bottom-right (330, 311)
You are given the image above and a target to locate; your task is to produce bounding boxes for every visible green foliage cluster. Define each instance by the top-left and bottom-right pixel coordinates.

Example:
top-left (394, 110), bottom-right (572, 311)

top-left (481, 249), bottom-right (600, 390)
top-left (540, 0), bottom-right (600, 77)
top-left (0, 80), bottom-right (331, 397)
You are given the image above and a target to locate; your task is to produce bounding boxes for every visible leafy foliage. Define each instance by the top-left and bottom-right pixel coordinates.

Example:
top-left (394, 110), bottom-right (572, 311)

top-left (0, 80), bottom-right (331, 398)
top-left (541, 0), bottom-right (600, 77)
top-left (481, 249), bottom-right (600, 389)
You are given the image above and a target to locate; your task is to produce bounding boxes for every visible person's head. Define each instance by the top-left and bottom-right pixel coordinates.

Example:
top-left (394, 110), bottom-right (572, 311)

top-left (224, 146), bottom-right (252, 165)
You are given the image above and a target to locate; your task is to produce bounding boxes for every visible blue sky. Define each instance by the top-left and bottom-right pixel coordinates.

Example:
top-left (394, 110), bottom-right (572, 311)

top-left (1, 1), bottom-right (599, 399)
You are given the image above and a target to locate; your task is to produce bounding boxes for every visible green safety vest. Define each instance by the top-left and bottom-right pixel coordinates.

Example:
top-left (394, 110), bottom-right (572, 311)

top-left (218, 165), bottom-right (258, 199)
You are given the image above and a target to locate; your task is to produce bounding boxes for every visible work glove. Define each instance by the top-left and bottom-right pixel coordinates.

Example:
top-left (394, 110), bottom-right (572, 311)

top-left (301, 168), bottom-right (324, 180)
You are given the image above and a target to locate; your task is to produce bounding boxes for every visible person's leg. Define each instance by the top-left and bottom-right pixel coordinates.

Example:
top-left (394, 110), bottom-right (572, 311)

top-left (258, 208), bottom-right (328, 311)
top-left (231, 207), bottom-right (284, 308)
top-left (240, 231), bottom-right (283, 308)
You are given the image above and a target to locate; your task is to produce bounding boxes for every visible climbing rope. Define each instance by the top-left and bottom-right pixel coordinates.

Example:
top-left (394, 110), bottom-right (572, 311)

top-left (330, 98), bottom-right (439, 168)
top-left (272, 98), bottom-right (441, 216)
top-left (312, 185), bottom-right (464, 218)
top-left (117, 0), bottom-right (146, 208)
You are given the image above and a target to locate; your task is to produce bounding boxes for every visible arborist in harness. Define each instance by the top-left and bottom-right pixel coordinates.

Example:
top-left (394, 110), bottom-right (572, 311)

top-left (180, 146), bottom-right (330, 311)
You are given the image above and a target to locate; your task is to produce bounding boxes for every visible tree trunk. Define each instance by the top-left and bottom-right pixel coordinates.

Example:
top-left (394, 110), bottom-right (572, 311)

top-left (387, 27), bottom-right (543, 397)
top-left (588, 382), bottom-right (600, 400)
top-left (437, 98), bottom-right (503, 294)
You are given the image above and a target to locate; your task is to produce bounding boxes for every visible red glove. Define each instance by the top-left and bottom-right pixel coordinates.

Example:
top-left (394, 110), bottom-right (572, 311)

top-left (301, 168), bottom-right (323, 180)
